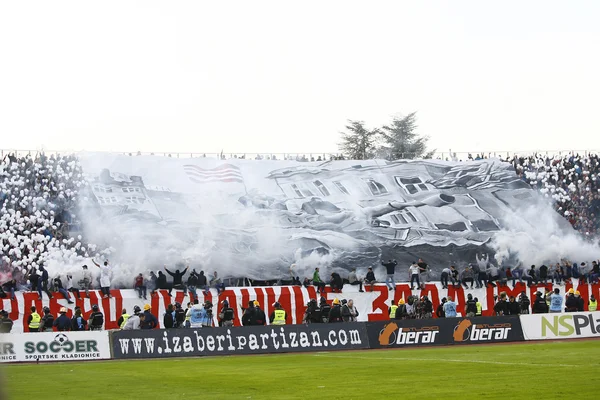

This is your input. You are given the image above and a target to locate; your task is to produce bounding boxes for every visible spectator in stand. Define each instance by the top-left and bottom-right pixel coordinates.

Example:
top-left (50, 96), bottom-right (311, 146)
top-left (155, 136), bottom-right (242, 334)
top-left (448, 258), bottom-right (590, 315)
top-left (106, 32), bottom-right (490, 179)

top-left (156, 271), bottom-right (169, 295)
top-left (66, 274), bottom-right (81, 300)
top-left (312, 268), bottom-right (326, 294)
top-left (347, 268), bottom-right (364, 292)
top-left (498, 267), bottom-right (508, 287)
top-left (134, 273), bottom-right (147, 300)
top-left (512, 263), bottom-right (524, 285)
top-left (539, 264), bottom-right (549, 284)
top-left (163, 304), bottom-right (175, 329)
top-left (122, 306), bottom-right (142, 330)
top-left (147, 271), bottom-right (157, 297)
top-left (364, 267), bottom-right (376, 292)
top-left (486, 264), bottom-right (499, 287)
top-left (92, 259), bottom-right (112, 299)
top-left (53, 276), bottom-right (74, 304)
top-left (198, 271), bottom-right (209, 295)
top-left (79, 265), bottom-right (92, 298)
top-left (417, 259), bottom-right (429, 282)
top-left (590, 261), bottom-right (600, 284)
top-left (443, 296), bottom-right (457, 317)
top-left (210, 271), bottom-right (225, 295)
top-left (186, 270), bottom-right (199, 301)
top-left (440, 267), bottom-right (451, 289)
top-left (1, 279), bottom-right (16, 300)
top-left (471, 263), bottom-right (483, 289)
top-left (37, 265), bottom-right (52, 300)
top-left (549, 288), bottom-right (563, 313)
top-left (527, 265), bottom-right (538, 286)
top-left (450, 266), bottom-right (459, 288)
top-left (409, 262), bottom-right (420, 290)
top-left (461, 265), bottom-right (474, 289)
top-left (88, 304), bottom-right (104, 330)
top-left (550, 263), bottom-right (562, 284)
top-left (165, 265), bottom-right (188, 296)
top-left (381, 259), bottom-right (397, 291)
top-left (330, 272), bottom-right (343, 293)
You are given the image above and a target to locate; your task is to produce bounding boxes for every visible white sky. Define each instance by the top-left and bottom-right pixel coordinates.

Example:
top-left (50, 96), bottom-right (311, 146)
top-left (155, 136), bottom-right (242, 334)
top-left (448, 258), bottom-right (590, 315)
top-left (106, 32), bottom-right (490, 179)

top-left (1, 1), bottom-right (599, 156)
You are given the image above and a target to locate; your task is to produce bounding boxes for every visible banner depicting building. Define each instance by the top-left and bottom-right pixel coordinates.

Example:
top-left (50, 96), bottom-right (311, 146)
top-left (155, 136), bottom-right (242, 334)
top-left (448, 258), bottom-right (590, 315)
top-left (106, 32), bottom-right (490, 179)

top-left (520, 312), bottom-right (600, 340)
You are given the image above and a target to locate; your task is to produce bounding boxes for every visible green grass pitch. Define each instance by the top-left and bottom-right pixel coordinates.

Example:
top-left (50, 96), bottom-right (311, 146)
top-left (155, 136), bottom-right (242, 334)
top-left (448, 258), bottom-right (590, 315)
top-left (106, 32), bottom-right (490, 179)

top-left (3, 340), bottom-right (599, 399)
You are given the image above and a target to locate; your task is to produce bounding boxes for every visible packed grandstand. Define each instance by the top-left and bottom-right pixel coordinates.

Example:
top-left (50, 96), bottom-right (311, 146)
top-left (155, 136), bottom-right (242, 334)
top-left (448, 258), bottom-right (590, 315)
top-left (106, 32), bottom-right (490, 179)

top-left (0, 150), bottom-right (599, 291)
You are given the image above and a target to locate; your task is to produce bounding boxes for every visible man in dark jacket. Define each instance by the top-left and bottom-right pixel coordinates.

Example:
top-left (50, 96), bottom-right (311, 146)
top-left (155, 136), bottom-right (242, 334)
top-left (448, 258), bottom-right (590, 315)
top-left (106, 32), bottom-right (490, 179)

top-left (141, 304), bottom-right (158, 329)
top-left (242, 301), bottom-right (256, 326)
top-left (186, 271), bottom-right (199, 302)
top-left (218, 300), bottom-right (235, 327)
top-left (364, 267), bottom-right (376, 292)
top-left (382, 259), bottom-right (397, 291)
top-left (330, 272), bottom-right (343, 293)
top-left (163, 304), bottom-right (175, 329)
top-left (436, 297), bottom-right (447, 318)
top-left (253, 301), bottom-right (266, 325)
top-left (320, 297), bottom-right (331, 323)
top-left (539, 265), bottom-right (549, 284)
top-left (532, 291), bottom-right (548, 313)
top-left (165, 266), bottom-right (188, 296)
top-left (328, 298), bottom-right (343, 322)
top-left (465, 294), bottom-right (477, 317)
top-left (53, 307), bottom-right (71, 331)
top-left (394, 299), bottom-right (407, 320)
top-left (2, 279), bottom-right (17, 300)
top-left (0, 310), bottom-right (13, 333)
top-left (174, 302), bottom-right (186, 328)
top-left (39, 306), bottom-right (55, 332)
top-left (156, 271), bottom-right (169, 296)
top-left (303, 299), bottom-right (321, 324)
top-left (493, 293), bottom-right (508, 316)
top-left (507, 296), bottom-right (520, 315)
top-left (198, 271), bottom-right (209, 295)
top-left (518, 292), bottom-right (531, 314)
top-left (575, 291), bottom-right (584, 311)
top-left (53, 276), bottom-right (74, 304)
top-left (71, 307), bottom-right (87, 331)
top-left (37, 265), bottom-right (53, 300)
top-left (89, 304), bottom-right (104, 330)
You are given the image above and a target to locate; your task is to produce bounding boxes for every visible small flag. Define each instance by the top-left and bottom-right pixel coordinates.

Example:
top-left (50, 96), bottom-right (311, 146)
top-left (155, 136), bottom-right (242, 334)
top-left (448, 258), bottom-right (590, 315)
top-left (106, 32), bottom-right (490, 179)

top-left (183, 164), bottom-right (244, 184)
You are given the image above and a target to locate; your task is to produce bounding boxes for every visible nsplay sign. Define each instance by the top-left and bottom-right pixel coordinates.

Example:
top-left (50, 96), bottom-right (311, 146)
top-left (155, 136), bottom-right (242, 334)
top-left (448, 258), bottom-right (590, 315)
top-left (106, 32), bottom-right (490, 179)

top-left (520, 312), bottom-right (600, 340)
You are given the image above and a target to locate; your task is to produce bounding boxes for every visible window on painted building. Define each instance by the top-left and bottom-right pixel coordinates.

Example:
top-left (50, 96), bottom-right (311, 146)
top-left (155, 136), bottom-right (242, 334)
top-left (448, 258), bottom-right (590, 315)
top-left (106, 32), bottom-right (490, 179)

top-left (290, 184), bottom-right (304, 198)
top-left (313, 180), bottom-right (330, 197)
top-left (125, 197), bottom-right (145, 204)
top-left (333, 181), bottom-right (350, 195)
top-left (93, 185), bottom-right (113, 193)
top-left (122, 187), bottom-right (141, 193)
top-left (363, 178), bottom-right (388, 196)
top-left (395, 176), bottom-right (429, 195)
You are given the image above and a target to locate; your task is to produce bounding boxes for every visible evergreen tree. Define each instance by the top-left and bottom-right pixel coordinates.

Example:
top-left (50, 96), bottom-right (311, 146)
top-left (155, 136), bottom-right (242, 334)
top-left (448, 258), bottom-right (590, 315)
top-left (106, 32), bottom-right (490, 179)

top-left (338, 120), bottom-right (379, 160)
top-left (379, 112), bottom-right (434, 160)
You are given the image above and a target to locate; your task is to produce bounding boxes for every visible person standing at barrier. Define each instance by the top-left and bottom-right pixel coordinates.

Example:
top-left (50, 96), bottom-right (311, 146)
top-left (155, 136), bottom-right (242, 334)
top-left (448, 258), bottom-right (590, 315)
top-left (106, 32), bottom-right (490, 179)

top-left (574, 291), bottom-right (584, 311)
top-left (364, 267), bottom-right (376, 292)
top-left (328, 298), bottom-right (343, 322)
top-left (347, 269), bottom-right (364, 292)
top-left (409, 262), bottom-right (420, 290)
top-left (92, 259), bottom-right (112, 299)
top-left (320, 297), bottom-right (331, 323)
top-left (312, 268), bottom-right (326, 294)
top-left (389, 300), bottom-right (398, 319)
top-left (66, 274), bottom-right (81, 300)
top-left (303, 299), bottom-right (321, 324)
top-left (518, 292), bottom-right (530, 314)
top-left (532, 291), bottom-right (548, 314)
top-left (117, 308), bottom-right (129, 329)
top-left (39, 306), bottom-right (55, 332)
top-left (141, 304), bottom-right (158, 329)
top-left (242, 301), bottom-right (256, 326)
top-left (219, 300), bottom-right (235, 327)
top-left (53, 276), bottom-right (74, 304)
top-left (27, 306), bottom-right (41, 332)
top-left (394, 299), bottom-right (407, 320)
top-left (134, 273), bottom-right (147, 300)
top-left (270, 302), bottom-right (287, 325)
top-left (549, 288), bottom-right (563, 313)
top-left (465, 294), bottom-right (477, 317)
top-left (71, 307), bottom-right (87, 331)
top-left (420, 296), bottom-right (433, 319)
top-left (494, 293), bottom-right (508, 316)
top-left (382, 259), bottom-right (397, 291)
top-left (475, 297), bottom-right (482, 316)
top-left (443, 296), bottom-right (457, 317)
top-left (79, 265), bottom-right (92, 298)
top-left (544, 287), bottom-right (552, 309)
top-left (164, 304), bottom-right (175, 329)
top-left (0, 310), bottom-right (12, 333)
top-left (586, 291), bottom-right (597, 309)
top-left (122, 306), bottom-right (143, 330)
top-left (188, 300), bottom-right (205, 328)
top-left (253, 301), bottom-right (266, 326)
top-left (436, 298), bottom-right (446, 318)
top-left (507, 296), bottom-right (520, 315)
top-left (89, 304), bottom-right (104, 330)
top-left (37, 265), bottom-right (53, 300)
top-left (174, 302), bottom-right (186, 328)
top-left (53, 307), bottom-right (71, 331)
top-left (565, 289), bottom-right (577, 312)
top-left (347, 299), bottom-right (359, 322)
top-left (165, 265), bottom-right (188, 296)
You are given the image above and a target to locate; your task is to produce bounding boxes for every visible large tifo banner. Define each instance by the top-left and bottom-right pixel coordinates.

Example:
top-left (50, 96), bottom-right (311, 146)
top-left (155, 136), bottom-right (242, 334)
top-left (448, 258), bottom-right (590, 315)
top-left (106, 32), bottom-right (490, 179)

top-left (111, 323), bottom-right (368, 359)
top-left (520, 311), bottom-right (600, 341)
top-left (3, 283), bottom-right (599, 333)
top-left (78, 154), bottom-right (570, 279)
top-left (367, 316), bottom-right (524, 349)
top-left (0, 331), bottom-right (111, 363)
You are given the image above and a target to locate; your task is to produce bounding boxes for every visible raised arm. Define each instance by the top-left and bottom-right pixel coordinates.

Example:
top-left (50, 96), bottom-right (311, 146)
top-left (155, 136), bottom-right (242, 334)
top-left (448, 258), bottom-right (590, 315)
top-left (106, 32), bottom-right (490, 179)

top-left (92, 259), bottom-right (101, 268)
top-left (164, 266), bottom-right (174, 276)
